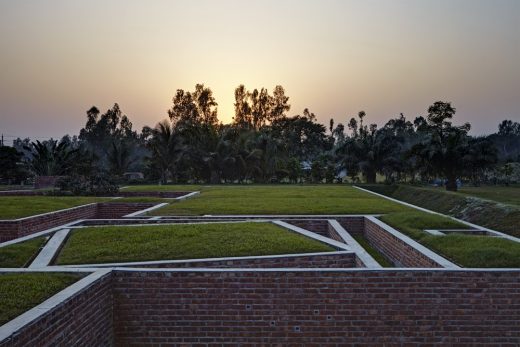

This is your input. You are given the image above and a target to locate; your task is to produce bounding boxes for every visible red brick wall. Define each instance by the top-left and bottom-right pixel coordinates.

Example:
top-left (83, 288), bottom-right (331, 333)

top-left (0, 204), bottom-right (98, 242)
top-left (0, 203), bottom-right (159, 242)
top-left (283, 219), bottom-right (329, 236)
top-left (3, 270), bottom-right (519, 345)
top-left (363, 218), bottom-right (442, 268)
top-left (336, 216), bottom-right (365, 235)
top-left (95, 203), bottom-right (157, 219)
top-left (112, 270), bottom-right (520, 345)
top-left (0, 274), bottom-right (113, 347)
top-left (117, 191), bottom-right (191, 198)
top-left (124, 252), bottom-right (357, 268)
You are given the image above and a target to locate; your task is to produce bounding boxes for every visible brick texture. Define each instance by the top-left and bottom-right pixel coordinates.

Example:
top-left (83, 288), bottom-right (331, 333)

top-left (95, 203), bottom-right (157, 219)
top-left (112, 270), bottom-right (520, 345)
top-left (3, 270), bottom-right (519, 345)
top-left (364, 218), bottom-right (442, 267)
top-left (123, 252), bottom-right (357, 268)
top-left (0, 274), bottom-right (113, 347)
top-left (0, 203), bottom-right (158, 242)
top-left (283, 219), bottom-right (329, 236)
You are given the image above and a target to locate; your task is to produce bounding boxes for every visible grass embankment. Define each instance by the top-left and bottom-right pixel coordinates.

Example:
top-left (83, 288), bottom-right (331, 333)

top-left (351, 234), bottom-right (394, 267)
top-left (457, 185), bottom-right (520, 207)
top-left (381, 211), bottom-right (520, 268)
top-left (55, 222), bottom-right (335, 265)
top-left (145, 185), bottom-right (408, 215)
top-left (0, 237), bottom-right (47, 268)
top-left (0, 196), bottom-right (112, 219)
top-left (0, 273), bottom-right (81, 325)
top-left (362, 184), bottom-right (520, 237)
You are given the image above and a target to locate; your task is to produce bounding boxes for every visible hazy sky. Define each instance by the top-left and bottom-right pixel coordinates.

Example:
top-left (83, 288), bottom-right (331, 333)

top-left (0, 0), bottom-right (519, 142)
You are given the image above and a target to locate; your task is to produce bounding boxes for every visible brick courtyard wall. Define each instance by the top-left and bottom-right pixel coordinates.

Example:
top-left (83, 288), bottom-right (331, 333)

top-left (282, 219), bottom-right (329, 236)
top-left (117, 191), bottom-right (191, 198)
top-left (364, 217), bottom-right (443, 268)
top-left (121, 252), bottom-right (357, 269)
top-left (0, 203), bottom-right (159, 242)
top-left (112, 270), bottom-right (520, 345)
top-left (0, 204), bottom-right (98, 242)
top-left (95, 203), bottom-right (157, 219)
top-left (0, 273), bottom-right (113, 347)
top-left (336, 216), bottom-right (365, 235)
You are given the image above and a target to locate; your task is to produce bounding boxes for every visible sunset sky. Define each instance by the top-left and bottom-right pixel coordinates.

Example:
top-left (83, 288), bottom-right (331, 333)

top-left (0, 0), bottom-right (518, 142)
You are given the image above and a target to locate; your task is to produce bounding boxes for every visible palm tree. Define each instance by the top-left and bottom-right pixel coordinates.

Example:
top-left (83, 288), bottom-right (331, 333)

top-left (26, 140), bottom-right (79, 176)
top-left (107, 139), bottom-right (136, 177)
top-left (148, 121), bottom-right (184, 184)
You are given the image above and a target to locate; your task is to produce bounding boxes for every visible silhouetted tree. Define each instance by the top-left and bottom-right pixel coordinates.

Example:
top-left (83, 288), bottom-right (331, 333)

top-left (410, 101), bottom-right (470, 191)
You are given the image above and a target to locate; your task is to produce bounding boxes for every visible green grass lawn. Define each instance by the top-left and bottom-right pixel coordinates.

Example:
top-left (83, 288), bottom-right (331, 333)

top-left (55, 222), bottom-right (335, 265)
top-left (0, 237), bottom-right (47, 268)
top-left (0, 272), bottom-right (81, 325)
top-left (380, 211), bottom-right (520, 268)
top-left (0, 196), bottom-right (113, 219)
top-left (141, 185), bottom-right (409, 215)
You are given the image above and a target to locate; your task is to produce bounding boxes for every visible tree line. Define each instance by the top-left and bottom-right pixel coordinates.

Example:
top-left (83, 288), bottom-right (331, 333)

top-left (1, 84), bottom-right (520, 192)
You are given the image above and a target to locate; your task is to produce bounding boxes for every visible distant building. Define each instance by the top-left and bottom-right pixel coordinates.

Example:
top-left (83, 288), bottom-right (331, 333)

top-left (123, 172), bottom-right (144, 180)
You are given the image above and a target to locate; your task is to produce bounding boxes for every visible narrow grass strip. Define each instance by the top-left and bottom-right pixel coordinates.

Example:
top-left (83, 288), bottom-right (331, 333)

top-left (0, 237), bottom-right (47, 268)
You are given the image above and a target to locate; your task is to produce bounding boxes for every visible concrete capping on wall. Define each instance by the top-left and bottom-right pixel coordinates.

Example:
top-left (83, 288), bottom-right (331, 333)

top-left (123, 203), bottom-right (169, 217)
top-left (272, 220), bottom-right (351, 251)
top-left (354, 185), bottom-right (520, 243)
top-left (63, 251), bottom-right (354, 268)
top-left (174, 191), bottom-right (200, 200)
top-left (365, 216), bottom-right (459, 268)
top-left (0, 269), bottom-right (110, 343)
top-left (28, 229), bottom-right (70, 268)
top-left (327, 220), bottom-right (381, 268)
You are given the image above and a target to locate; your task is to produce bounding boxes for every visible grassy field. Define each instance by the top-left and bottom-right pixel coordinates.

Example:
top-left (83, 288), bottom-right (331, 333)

top-left (140, 185), bottom-right (410, 215)
top-left (0, 273), bottom-right (81, 325)
top-left (380, 211), bottom-right (520, 268)
top-left (0, 237), bottom-right (47, 268)
top-left (55, 222), bottom-right (335, 265)
top-left (0, 196), bottom-right (113, 219)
